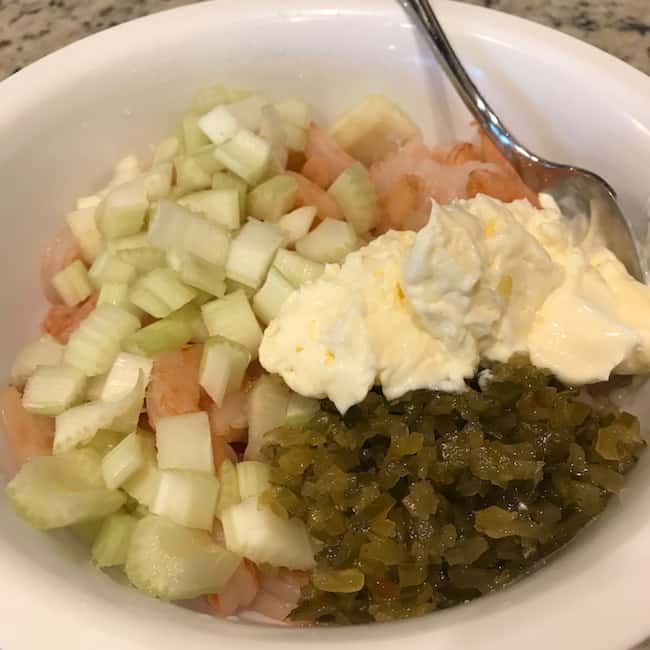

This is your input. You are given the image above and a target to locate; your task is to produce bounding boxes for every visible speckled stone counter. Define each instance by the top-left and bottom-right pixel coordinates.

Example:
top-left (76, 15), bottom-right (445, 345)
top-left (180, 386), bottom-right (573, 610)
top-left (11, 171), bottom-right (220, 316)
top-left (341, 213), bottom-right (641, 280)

top-left (0, 0), bottom-right (648, 79)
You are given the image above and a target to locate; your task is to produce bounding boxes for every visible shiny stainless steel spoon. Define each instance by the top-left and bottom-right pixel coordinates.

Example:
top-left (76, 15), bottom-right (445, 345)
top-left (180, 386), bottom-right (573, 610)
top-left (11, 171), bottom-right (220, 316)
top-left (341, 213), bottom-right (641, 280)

top-left (400, 0), bottom-right (646, 282)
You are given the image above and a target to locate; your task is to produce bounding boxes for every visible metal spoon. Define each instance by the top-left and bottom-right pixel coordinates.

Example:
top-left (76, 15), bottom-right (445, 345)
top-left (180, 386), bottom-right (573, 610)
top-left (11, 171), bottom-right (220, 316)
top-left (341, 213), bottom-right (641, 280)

top-left (400, 0), bottom-right (646, 282)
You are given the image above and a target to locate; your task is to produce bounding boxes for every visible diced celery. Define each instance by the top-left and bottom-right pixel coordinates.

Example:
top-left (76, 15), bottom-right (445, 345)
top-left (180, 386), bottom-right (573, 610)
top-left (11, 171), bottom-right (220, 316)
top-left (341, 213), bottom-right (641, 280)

top-left (66, 207), bottom-right (104, 263)
top-left (273, 98), bottom-right (312, 129)
top-left (189, 145), bottom-right (224, 176)
top-left (236, 461), bottom-right (271, 500)
top-left (295, 218), bottom-right (358, 263)
top-left (85, 374), bottom-right (108, 402)
top-left (283, 122), bottom-right (307, 152)
top-left (252, 267), bottom-right (294, 325)
top-left (225, 218), bottom-right (285, 289)
top-left (179, 254), bottom-right (227, 297)
top-left (247, 174), bottom-right (298, 222)
top-left (216, 459), bottom-right (241, 515)
top-left (64, 304), bottom-right (141, 376)
top-left (130, 268), bottom-right (197, 319)
top-left (108, 155), bottom-right (142, 188)
top-left (272, 248), bottom-right (324, 287)
top-left (277, 206), bottom-right (317, 246)
top-left (22, 364), bottom-right (86, 416)
top-left (92, 513), bottom-right (138, 568)
top-left (328, 94), bottom-right (420, 165)
top-left (199, 337), bottom-right (251, 407)
top-left (150, 470), bottom-right (219, 530)
top-left (101, 432), bottom-right (145, 489)
top-left (116, 247), bottom-right (166, 273)
top-left (53, 372), bottom-right (145, 453)
top-left (201, 291), bottom-right (263, 357)
top-left (179, 189), bottom-right (240, 231)
top-left (89, 251), bottom-right (137, 288)
top-left (156, 412), bottom-right (215, 475)
top-left (259, 105), bottom-right (289, 172)
top-left (125, 514), bottom-right (241, 599)
top-left (214, 129), bottom-right (271, 186)
top-left (52, 259), bottom-right (93, 306)
top-left (97, 282), bottom-right (132, 312)
top-left (122, 434), bottom-right (160, 507)
top-left (197, 105), bottom-right (239, 145)
top-left (212, 171), bottom-right (248, 215)
top-left (224, 278), bottom-right (256, 298)
top-left (245, 374), bottom-right (290, 460)
top-left (174, 156), bottom-right (212, 194)
top-left (97, 179), bottom-right (148, 240)
top-left (122, 317), bottom-right (192, 357)
top-left (88, 428), bottom-right (124, 457)
top-left (328, 162), bottom-right (378, 234)
top-left (70, 518), bottom-right (104, 546)
top-left (10, 335), bottom-right (64, 387)
top-left (167, 302), bottom-right (210, 344)
top-left (179, 111), bottom-right (212, 154)
top-left (108, 233), bottom-right (151, 251)
top-left (6, 448), bottom-right (125, 529)
top-left (225, 94), bottom-right (269, 131)
top-left (101, 352), bottom-right (153, 401)
top-left (152, 135), bottom-right (180, 165)
top-left (144, 162), bottom-right (174, 200)
top-left (286, 393), bottom-right (320, 427)
top-left (222, 496), bottom-right (315, 570)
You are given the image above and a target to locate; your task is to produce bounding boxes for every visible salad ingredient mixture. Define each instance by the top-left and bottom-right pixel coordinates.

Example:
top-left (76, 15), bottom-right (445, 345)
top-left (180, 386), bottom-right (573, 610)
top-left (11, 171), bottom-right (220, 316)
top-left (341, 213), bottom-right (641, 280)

top-left (1, 84), bottom-right (646, 627)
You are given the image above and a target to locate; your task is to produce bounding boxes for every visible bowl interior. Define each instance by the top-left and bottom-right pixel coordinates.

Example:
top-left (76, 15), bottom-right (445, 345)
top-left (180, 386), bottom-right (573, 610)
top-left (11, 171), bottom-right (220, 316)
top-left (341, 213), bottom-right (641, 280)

top-left (2, 2), bottom-right (650, 649)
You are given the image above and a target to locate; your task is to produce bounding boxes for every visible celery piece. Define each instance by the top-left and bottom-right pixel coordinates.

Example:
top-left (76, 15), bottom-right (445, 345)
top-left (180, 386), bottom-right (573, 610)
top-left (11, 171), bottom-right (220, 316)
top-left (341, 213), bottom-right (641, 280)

top-left (328, 162), bottom-right (378, 234)
top-left (197, 105), bottom-right (239, 145)
top-left (130, 268), bottom-right (197, 319)
top-left (101, 352), bottom-right (153, 401)
top-left (174, 155), bottom-right (212, 194)
top-left (88, 428), bottom-right (125, 457)
top-left (101, 432), bottom-right (145, 489)
top-left (168, 301), bottom-right (210, 343)
top-left (283, 122), bottom-right (307, 152)
top-left (156, 412), bottom-right (214, 475)
top-left (92, 512), bottom-right (137, 568)
top-left (97, 179), bottom-right (148, 240)
top-left (125, 514), bottom-right (241, 600)
top-left (245, 374), bottom-right (290, 460)
top-left (236, 461), bottom-right (271, 500)
top-left (328, 94), bottom-right (420, 165)
top-left (85, 374), bottom-right (108, 402)
top-left (150, 470), bottom-right (219, 530)
top-left (122, 434), bottom-right (160, 507)
top-left (89, 251), bottom-right (137, 288)
top-left (108, 155), bottom-right (141, 187)
top-left (214, 129), bottom-right (271, 186)
top-left (189, 145), bottom-right (224, 176)
top-left (64, 304), bottom-right (140, 376)
top-left (286, 393), bottom-right (319, 427)
top-left (152, 135), bottom-right (179, 166)
top-left (259, 105), bottom-right (289, 172)
top-left (224, 278), bottom-right (256, 298)
top-left (179, 111), bottom-right (211, 155)
top-left (22, 364), bottom-right (86, 416)
top-left (222, 496), bottom-right (315, 570)
top-left (216, 458), bottom-right (241, 515)
top-left (108, 233), bottom-right (151, 252)
top-left (179, 254), bottom-right (227, 298)
top-left (122, 318), bottom-right (192, 357)
top-left (199, 337), bottom-right (251, 407)
top-left (144, 162), bottom-right (174, 201)
top-left (252, 267), bottom-right (294, 325)
top-left (295, 218), bottom-right (358, 263)
top-left (225, 218), bottom-right (285, 289)
top-left (272, 248), bottom-right (324, 287)
top-left (10, 335), bottom-right (64, 388)
top-left (70, 518), bottom-right (104, 546)
top-left (178, 189), bottom-right (240, 230)
top-left (247, 174), bottom-right (298, 222)
top-left (66, 206), bottom-right (104, 263)
top-left (52, 259), bottom-right (93, 306)
top-left (212, 171), bottom-right (248, 215)
top-left (6, 448), bottom-right (125, 529)
top-left (277, 206), bottom-right (316, 246)
top-left (116, 247), bottom-right (166, 273)
top-left (273, 98), bottom-right (312, 129)
top-left (97, 282), bottom-right (132, 312)
top-left (201, 291), bottom-right (263, 357)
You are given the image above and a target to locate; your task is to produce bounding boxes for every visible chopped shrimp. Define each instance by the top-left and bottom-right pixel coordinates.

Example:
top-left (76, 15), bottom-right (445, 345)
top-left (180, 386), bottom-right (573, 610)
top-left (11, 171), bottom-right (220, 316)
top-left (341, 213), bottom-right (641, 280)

top-left (286, 150), bottom-right (307, 173)
top-left (207, 390), bottom-right (248, 444)
top-left (288, 172), bottom-right (344, 221)
top-left (302, 123), bottom-right (356, 188)
top-left (466, 169), bottom-right (535, 204)
top-left (380, 174), bottom-right (428, 232)
top-left (432, 141), bottom-right (481, 165)
top-left (208, 561), bottom-right (260, 618)
top-left (249, 570), bottom-right (308, 621)
top-left (40, 225), bottom-right (82, 304)
top-left (41, 292), bottom-right (98, 344)
top-left (0, 386), bottom-right (53, 474)
top-left (145, 344), bottom-right (202, 430)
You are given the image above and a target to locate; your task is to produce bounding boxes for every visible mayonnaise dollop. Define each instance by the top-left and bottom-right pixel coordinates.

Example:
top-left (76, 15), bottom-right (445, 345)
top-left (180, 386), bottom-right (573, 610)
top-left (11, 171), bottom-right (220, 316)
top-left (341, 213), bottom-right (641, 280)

top-left (259, 194), bottom-right (650, 412)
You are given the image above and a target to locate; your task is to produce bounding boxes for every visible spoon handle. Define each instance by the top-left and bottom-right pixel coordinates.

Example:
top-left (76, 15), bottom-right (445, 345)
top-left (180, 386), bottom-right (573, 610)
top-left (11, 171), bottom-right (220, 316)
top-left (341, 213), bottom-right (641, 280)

top-left (399, 0), bottom-right (533, 166)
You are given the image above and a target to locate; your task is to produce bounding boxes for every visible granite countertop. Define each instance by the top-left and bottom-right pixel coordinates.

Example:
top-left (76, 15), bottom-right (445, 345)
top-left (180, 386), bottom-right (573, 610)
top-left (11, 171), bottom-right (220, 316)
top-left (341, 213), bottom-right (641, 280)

top-left (1, 1), bottom-right (649, 649)
top-left (0, 0), bottom-right (648, 79)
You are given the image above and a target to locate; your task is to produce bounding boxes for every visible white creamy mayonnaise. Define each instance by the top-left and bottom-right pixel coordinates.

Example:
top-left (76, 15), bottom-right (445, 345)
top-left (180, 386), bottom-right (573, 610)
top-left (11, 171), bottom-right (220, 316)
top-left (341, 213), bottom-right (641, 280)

top-left (259, 194), bottom-right (650, 412)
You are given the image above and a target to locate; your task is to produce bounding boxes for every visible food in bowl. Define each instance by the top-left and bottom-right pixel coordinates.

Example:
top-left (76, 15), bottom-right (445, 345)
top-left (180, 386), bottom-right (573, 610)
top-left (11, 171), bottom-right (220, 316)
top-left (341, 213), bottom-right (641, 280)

top-left (1, 84), bottom-right (647, 625)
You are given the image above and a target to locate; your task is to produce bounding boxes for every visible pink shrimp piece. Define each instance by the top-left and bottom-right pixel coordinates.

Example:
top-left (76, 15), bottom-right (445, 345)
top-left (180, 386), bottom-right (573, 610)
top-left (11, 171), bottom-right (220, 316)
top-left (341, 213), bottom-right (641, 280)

top-left (302, 123), bottom-right (357, 188)
top-left (0, 386), bottom-right (53, 475)
top-left (431, 141), bottom-right (482, 165)
top-left (247, 569), bottom-right (309, 622)
top-left (208, 561), bottom-right (260, 618)
top-left (40, 225), bottom-right (83, 304)
top-left (287, 172), bottom-right (344, 221)
top-left (207, 390), bottom-right (248, 444)
top-left (41, 292), bottom-right (98, 344)
top-left (145, 344), bottom-right (203, 430)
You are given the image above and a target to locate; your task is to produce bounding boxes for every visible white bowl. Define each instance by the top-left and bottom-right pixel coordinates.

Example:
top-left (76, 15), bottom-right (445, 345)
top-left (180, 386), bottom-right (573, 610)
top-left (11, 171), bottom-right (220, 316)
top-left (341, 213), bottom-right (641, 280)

top-left (2, 1), bottom-right (650, 648)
